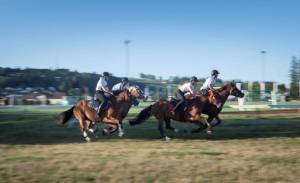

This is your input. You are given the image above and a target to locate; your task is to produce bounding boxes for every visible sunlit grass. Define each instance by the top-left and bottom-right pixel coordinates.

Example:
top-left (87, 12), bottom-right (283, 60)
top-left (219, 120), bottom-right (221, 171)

top-left (0, 108), bottom-right (299, 183)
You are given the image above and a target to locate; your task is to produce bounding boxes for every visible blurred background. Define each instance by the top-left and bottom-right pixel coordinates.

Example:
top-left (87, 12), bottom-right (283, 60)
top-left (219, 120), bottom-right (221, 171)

top-left (0, 0), bottom-right (299, 110)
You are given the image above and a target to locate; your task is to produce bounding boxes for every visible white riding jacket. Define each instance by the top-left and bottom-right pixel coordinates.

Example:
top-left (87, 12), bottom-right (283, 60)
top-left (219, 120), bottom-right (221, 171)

top-left (96, 77), bottom-right (109, 92)
top-left (112, 82), bottom-right (129, 91)
top-left (179, 82), bottom-right (195, 95)
top-left (201, 76), bottom-right (217, 90)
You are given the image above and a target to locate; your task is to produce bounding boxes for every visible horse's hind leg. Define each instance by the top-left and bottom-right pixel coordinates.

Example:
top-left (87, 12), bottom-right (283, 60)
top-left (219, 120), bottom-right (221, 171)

top-left (74, 109), bottom-right (91, 142)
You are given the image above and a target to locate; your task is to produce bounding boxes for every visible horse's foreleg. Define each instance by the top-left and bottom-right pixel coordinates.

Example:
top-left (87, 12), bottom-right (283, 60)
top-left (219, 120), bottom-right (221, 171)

top-left (165, 118), bottom-right (179, 133)
top-left (102, 117), bottom-right (120, 136)
top-left (212, 115), bottom-right (222, 127)
top-left (87, 120), bottom-right (99, 138)
top-left (158, 120), bottom-right (171, 141)
top-left (117, 120), bottom-right (124, 137)
top-left (197, 115), bottom-right (212, 134)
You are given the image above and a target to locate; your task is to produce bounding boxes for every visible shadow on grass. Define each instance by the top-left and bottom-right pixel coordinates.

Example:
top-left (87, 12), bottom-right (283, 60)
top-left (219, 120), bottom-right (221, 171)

top-left (0, 112), bottom-right (299, 145)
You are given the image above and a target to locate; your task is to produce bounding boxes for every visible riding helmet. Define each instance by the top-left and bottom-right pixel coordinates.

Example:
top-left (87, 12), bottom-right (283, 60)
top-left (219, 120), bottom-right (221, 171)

top-left (211, 70), bottom-right (220, 76)
top-left (102, 72), bottom-right (110, 77)
top-left (122, 77), bottom-right (129, 82)
top-left (190, 76), bottom-right (198, 82)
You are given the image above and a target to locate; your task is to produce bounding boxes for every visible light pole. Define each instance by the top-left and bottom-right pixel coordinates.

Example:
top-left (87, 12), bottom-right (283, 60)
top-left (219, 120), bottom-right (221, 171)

top-left (260, 50), bottom-right (267, 100)
top-left (124, 40), bottom-right (132, 76)
top-left (260, 50), bottom-right (267, 82)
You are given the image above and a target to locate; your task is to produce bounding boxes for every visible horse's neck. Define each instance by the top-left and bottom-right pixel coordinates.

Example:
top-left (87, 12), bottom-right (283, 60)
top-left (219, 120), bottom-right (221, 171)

top-left (113, 92), bottom-right (133, 104)
top-left (219, 88), bottom-right (231, 103)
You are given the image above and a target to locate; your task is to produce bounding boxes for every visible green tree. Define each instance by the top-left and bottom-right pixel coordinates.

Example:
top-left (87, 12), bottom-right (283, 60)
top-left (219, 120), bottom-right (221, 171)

top-left (290, 56), bottom-right (300, 99)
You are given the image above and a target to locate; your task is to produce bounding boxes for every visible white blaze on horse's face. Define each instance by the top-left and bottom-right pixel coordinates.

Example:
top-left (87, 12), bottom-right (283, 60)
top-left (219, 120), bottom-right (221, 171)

top-left (129, 86), bottom-right (144, 98)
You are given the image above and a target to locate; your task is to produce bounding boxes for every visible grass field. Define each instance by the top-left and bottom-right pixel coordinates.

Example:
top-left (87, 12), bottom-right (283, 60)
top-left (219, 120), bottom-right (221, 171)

top-left (0, 107), bottom-right (300, 183)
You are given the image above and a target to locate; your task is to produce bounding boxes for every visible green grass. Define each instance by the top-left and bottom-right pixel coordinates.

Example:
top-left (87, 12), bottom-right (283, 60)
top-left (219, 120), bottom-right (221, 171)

top-left (0, 108), bottom-right (299, 183)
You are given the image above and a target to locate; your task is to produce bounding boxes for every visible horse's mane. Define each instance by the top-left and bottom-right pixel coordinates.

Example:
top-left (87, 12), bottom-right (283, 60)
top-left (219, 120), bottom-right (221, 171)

top-left (217, 82), bottom-right (235, 92)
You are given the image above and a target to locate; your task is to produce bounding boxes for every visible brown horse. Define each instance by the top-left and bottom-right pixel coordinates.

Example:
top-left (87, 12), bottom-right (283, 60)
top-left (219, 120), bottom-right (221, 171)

top-left (129, 93), bottom-right (211, 141)
top-left (201, 82), bottom-right (244, 129)
top-left (129, 82), bottom-right (244, 140)
top-left (57, 86), bottom-right (144, 141)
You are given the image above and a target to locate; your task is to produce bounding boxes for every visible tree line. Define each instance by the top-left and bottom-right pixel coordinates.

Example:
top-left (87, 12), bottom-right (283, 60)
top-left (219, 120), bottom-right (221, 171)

top-left (290, 56), bottom-right (300, 99)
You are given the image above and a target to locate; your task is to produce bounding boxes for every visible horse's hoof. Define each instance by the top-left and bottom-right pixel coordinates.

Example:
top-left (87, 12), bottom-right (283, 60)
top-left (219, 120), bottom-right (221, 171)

top-left (102, 129), bottom-right (109, 136)
top-left (163, 136), bottom-right (172, 141)
top-left (85, 137), bottom-right (91, 142)
top-left (118, 132), bottom-right (125, 137)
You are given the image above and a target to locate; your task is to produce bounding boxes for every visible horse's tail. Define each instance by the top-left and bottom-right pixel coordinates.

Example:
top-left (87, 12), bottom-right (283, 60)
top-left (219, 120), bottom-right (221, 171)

top-left (56, 106), bottom-right (75, 125)
top-left (129, 105), bottom-right (153, 126)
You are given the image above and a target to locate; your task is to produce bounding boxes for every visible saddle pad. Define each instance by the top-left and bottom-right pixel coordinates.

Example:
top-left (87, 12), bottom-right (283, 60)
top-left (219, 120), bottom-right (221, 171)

top-left (88, 100), bottom-right (99, 110)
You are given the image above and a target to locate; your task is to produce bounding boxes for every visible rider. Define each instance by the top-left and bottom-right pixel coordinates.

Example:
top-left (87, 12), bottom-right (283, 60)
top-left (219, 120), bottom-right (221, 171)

top-left (200, 69), bottom-right (221, 107)
top-left (95, 72), bottom-right (113, 113)
top-left (200, 69), bottom-right (220, 94)
top-left (112, 77), bottom-right (130, 95)
top-left (171, 76), bottom-right (198, 115)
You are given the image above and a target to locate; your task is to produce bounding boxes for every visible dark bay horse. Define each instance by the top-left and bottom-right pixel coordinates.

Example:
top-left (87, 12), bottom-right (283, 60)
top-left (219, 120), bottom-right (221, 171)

top-left (199, 82), bottom-right (244, 131)
top-left (57, 86), bottom-right (144, 141)
top-left (170, 82), bottom-right (245, 133)
top-left (129, 82), bottom-right (244, 140)
top-left (129, 94), bottom-right (211, 140)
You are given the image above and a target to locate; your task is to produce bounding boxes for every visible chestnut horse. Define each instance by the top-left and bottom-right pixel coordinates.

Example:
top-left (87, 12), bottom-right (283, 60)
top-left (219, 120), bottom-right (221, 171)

top-left (57, 86), bottom-right (144, 141)
top-left (129, 82), bottom-right (244, 140)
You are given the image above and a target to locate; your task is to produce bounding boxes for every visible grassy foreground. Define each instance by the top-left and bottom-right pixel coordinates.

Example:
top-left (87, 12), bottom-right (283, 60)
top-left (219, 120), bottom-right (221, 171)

top-left (0, 109), bottom-right (299, 183)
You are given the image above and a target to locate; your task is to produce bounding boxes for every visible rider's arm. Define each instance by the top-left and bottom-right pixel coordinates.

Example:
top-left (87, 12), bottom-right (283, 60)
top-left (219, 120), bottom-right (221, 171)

top-left (124, 83), bottom-right (130, 90)
top-left (99, 78), bottom-right (111, 94)
top-left (188, 84), bottom-right (195, 95)
top-left (208, 84), bottom-right (216, 92)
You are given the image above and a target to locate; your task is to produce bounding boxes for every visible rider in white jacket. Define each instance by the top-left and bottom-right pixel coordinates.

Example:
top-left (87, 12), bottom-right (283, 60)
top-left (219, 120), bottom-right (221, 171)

top-left (171, 76), bottom-right (198, 114)
top-left (95, 72), bottom-right (112, 113)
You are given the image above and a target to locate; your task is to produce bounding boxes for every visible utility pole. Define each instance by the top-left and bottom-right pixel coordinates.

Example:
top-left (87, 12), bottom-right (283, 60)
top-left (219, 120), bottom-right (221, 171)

top-left (260, 50), bottom-right (267, 82)
top-left (260, 50), bottom-right (267, 100)
top-left (124, 40), bottom-right (132, 76)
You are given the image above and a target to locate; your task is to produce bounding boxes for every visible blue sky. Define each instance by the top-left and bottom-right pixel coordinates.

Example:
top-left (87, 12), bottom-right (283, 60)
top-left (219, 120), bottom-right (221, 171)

top-left (0, 0), bottom-right (300, 84)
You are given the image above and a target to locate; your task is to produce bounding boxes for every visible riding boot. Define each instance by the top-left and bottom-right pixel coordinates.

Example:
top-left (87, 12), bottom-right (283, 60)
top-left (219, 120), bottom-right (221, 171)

top-left (171, 100), bottom-right (183, 114)
top-left (97, 100), bottom-right (107, 114)
top-left (97, 103), bottom-right (102, 114)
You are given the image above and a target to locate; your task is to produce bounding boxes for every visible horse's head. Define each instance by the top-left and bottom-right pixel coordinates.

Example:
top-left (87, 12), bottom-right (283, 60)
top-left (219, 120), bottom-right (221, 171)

top-left (227, 82), bottom-right (244, 98)
top-left (128, 85), bottom-right (145, 99)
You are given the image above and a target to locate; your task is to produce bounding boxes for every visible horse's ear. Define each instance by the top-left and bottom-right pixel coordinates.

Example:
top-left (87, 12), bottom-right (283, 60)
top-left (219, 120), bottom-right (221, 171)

top-left (231, 80), bottom-right (236, 86)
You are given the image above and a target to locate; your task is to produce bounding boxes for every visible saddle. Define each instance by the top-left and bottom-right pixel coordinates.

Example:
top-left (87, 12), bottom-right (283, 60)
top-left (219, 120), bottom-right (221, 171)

top-left (88, 100), bottom-right (99, 111)
top-left (168, 97), bottom-right (186, 120)
top-left (88, 99), bottom-right (110, 111)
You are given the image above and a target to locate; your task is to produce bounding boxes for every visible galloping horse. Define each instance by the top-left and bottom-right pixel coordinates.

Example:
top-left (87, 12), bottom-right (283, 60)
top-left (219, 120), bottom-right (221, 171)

top-left (129, 82), bottom-right (244, 140)
top-left (167, 82), bottom-right (245, 133)
top-left (57, 86), bottom-right (144, 141)
top-left (129, 93), bottom-right (211, 141)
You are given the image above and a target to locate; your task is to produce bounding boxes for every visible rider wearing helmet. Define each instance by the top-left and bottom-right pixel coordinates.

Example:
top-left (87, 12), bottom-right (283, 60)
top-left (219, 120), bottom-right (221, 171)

top-left (112, 77), bottom-right (130, 95)
top-left (171, 76), bottom-right (198, 115)
top-left (200, 70), bottom-right (220, 94)
top-left (95, 72), bottom-right (112, 113)
top-left (200, 69), bottom-right (221, 108)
